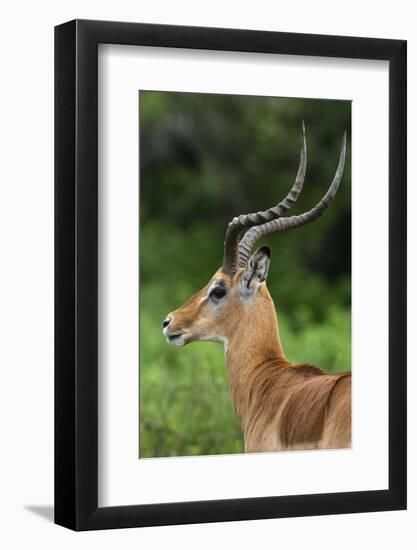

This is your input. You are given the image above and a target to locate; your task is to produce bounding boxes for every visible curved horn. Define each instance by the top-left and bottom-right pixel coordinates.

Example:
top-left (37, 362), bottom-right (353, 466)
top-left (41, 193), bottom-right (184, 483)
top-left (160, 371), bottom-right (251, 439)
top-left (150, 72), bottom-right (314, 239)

top-left (222, 122), bottom-right (307, 275)
top-left (237, 131), bottom-right (347, 268)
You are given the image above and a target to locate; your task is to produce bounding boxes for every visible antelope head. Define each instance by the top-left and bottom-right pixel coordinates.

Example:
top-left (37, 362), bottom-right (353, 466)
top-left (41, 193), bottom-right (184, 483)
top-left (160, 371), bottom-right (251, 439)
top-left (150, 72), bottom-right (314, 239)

top-left (163, 124), bottom-right (346, 348)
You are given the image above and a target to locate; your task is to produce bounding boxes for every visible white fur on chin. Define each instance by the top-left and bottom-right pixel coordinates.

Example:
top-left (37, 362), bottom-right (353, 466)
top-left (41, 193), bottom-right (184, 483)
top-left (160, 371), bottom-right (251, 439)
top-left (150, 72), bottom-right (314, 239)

top-left (166, 335), bottom-right (186, 347)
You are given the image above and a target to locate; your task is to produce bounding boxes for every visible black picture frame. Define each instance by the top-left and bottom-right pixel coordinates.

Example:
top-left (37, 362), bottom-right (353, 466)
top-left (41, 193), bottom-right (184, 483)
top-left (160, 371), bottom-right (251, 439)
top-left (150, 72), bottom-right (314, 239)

top-left (55, 19), bottom-right (407, 531)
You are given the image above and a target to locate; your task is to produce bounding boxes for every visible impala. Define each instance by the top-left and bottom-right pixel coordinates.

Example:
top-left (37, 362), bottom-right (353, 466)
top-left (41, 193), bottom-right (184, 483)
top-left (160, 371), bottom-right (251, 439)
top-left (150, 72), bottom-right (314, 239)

top-left (163, 125), bottom-right (351, 452)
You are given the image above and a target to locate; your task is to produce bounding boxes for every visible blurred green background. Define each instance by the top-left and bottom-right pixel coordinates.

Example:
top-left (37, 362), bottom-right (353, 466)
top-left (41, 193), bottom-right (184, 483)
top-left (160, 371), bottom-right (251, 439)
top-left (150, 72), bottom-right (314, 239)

top-left (139, 91), bottom-right (351, 458)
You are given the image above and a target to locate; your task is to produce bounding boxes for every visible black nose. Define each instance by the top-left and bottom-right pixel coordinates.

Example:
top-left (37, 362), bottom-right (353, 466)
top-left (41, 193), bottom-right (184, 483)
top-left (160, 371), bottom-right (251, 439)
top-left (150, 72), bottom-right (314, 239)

top-left (163, 318), bottom-right (171, 329)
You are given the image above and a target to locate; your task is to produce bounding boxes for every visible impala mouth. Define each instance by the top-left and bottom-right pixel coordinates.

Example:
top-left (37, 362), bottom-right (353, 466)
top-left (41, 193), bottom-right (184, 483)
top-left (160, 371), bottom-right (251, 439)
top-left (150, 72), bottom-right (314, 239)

top-left (165, 331), bottom-right (187, 347)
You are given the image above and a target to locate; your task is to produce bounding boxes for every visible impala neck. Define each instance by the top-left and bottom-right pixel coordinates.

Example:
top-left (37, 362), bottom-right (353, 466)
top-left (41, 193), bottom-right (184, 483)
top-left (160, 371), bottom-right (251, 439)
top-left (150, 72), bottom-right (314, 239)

top-left (224, 286), bottom-right (289, 428)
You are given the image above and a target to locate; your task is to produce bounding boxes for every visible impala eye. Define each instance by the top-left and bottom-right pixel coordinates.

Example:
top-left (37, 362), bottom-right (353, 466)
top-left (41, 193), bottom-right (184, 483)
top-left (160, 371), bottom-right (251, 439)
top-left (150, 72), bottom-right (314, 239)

top-left (209, 286), bottom-right (226, 301)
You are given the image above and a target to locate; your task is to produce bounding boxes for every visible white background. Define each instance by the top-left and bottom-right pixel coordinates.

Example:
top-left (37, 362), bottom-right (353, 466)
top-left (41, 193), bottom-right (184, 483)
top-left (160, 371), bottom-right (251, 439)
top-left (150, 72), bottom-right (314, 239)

top-left (0, 1), bottom-right (415, 549)
top-left (99, 46), bottom-right (389, 506)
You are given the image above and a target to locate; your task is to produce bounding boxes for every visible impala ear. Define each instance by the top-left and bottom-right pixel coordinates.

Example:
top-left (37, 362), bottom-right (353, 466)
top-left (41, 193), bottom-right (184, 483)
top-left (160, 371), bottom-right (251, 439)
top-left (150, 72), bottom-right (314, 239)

top-left (240, 247), bottom-right (271, 297)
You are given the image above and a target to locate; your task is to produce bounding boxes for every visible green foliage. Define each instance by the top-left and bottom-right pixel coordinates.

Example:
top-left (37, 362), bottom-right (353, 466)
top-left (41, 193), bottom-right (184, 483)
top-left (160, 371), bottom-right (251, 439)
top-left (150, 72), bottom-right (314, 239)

top-left (139, 92), bottom-right (351, 458)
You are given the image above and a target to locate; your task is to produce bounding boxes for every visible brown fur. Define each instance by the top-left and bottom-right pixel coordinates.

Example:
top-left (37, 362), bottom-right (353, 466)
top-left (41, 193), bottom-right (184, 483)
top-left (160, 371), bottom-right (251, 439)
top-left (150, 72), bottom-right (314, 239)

top-left (166, 268), bottom-right (351, 453)
top-left (243, 364), bottom-right (351, 452)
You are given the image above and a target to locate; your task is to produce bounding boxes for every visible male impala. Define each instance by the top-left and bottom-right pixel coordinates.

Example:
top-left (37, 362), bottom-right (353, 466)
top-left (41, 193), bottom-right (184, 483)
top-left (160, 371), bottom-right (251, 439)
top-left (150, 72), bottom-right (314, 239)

top-left (163, 125), bottom-right (351, 452)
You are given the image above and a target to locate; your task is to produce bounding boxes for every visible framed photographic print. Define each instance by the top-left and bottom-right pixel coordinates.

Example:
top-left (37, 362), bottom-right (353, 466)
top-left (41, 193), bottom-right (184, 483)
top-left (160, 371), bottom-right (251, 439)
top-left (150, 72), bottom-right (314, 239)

top-left (55, 19), bottom-right (407, 530)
